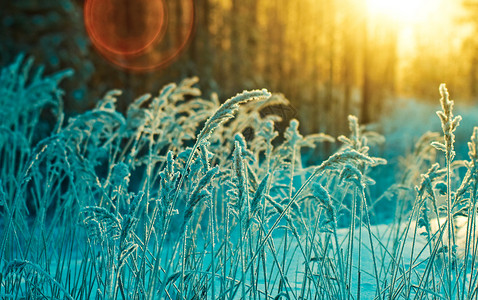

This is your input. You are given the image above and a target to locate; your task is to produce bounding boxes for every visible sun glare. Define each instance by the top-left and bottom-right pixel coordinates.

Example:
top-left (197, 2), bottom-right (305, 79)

top-left (366, 0), bottom-right (431, 25)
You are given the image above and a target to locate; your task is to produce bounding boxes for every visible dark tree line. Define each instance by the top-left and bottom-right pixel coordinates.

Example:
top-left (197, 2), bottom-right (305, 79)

top-left (1, 0), bottom-right (477, 136)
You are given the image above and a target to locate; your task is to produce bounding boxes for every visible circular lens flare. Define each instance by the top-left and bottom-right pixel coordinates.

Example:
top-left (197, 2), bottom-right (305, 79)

top-left (84, 0), bottom-right (194, 72)
top-left (86, 0), bottom-right (166, 55)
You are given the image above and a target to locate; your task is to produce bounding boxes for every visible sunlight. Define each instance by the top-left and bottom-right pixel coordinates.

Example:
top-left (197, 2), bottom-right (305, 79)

top-left (366, 0), bottom-right (431, 25)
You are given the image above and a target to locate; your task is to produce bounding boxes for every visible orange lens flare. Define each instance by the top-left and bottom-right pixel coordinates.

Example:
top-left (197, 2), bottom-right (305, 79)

top-left (84, 0), bottom-right (194, 72)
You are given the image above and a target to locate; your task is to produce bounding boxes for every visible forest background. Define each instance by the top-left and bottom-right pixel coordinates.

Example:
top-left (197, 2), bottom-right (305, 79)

top-left (2, 0), bottom-right (478, 137)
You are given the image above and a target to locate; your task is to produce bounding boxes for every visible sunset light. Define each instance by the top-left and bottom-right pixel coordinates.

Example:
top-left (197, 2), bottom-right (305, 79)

top-left (366, 0), bottom-right (432, 25)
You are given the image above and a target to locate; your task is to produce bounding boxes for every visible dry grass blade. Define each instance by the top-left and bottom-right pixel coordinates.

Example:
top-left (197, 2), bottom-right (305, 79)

top-left (196, 89), bottom-right (271, 146)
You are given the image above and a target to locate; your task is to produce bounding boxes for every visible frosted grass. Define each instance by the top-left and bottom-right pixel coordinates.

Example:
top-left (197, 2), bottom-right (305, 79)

top-left (2, 56), bottom-right (478, 299)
